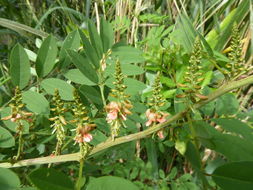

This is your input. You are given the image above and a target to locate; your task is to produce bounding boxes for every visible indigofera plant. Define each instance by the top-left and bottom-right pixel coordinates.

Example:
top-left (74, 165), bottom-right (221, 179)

top-left (0, 13), bottom-right (252, 190)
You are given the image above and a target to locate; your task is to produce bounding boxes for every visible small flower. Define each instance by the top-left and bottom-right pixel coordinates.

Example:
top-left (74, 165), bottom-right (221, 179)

top-left (105, 101), bottom-right (132, 123)
top-left (145, 109), bottom-right (157, 126)
top-left (145, 109), bottom-right (169, 127)
top-left (74, 123), bottom-right (96, 144)
top-left (2, 111), bottom-right (33, 123)
top-left (157, 130), bottom-right (165, 139)
top-left (106, 110), bottom-right (118, 122)
top-left (83, 133), bottom-right (93, 142)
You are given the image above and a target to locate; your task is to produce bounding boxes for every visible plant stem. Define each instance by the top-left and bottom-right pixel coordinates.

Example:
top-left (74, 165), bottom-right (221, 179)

top-left (76, 158), bottom-right (84, 190)
top-left (16, 129), bottom-right (23, 160)
top-left (99, 84), bottom-right (106, 107)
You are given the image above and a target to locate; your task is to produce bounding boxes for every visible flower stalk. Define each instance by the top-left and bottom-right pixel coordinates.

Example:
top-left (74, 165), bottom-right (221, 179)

top-left (49, 89), bottom-right (67, 156)
top-left (225, 23), bottom-right (251, 80)
top-left (72, 89), bottom-right (95, 158)
top-left (1, 86), bottom-right (33, 160)
top-left (145, 73), bottom-right (169, 139)
top-left (105, 60), bottom-right (132, 140)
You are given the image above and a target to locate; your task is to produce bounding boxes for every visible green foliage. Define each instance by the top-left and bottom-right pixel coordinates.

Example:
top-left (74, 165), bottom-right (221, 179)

top-left (29, 168), bottom-right (74, 190)
top-left (0, 1), bottom-right (252, 190)
top-left (35, 35), bottom-right (58, 78)
top-left (86, 176), bottom-right (139, 190)
top-left (9, 43), bottom-right (30, 89)
top-left (0, 126), bottom-right (15, 148)
top-left (41, 78), bottom-right (74, 100)
top-left (212, 161), bottom-right (253, 190)
top-left (0, 168), bottom-right (20, 190)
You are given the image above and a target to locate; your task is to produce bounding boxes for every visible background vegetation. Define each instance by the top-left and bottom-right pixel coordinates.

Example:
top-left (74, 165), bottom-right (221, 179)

top-left (0, 0), bottom-right (252, 189)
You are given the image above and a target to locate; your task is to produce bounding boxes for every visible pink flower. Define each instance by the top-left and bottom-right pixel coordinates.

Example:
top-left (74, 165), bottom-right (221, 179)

top-left (105, 101), bottom-right (132, 123)
top-left (145, 109), bottom-right (169, 126)
top-left (106, 101), bottom-right (121, 112)
top-left (145, 109), bottom-right (157, 126)
top-left (83, 133), bottom-right (93, 142)
top-left (75, 124), bottom-right (96, 144)
top-left (157, 117), bottom-right (166, 123)
top-left (106, 110), bottom-right (118, 123)
top-left (157, 130), bottom-right (165, 139)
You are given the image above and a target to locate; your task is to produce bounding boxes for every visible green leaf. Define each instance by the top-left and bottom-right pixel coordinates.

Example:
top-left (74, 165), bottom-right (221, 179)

top-left (194, 121), bottom-right (253, 161)
top-left (175, 140), bottom-right (186, 155)
top-left (79, 85), bottom-right (103, 105)
top-left (0, 126), bottom-right (15, 148)
top-left (174, 89), bottom-right (187, 113)
top-left (212, 118), bottom-right (253, 141)
top-left (41, 78), bottom-right (74, 100)
top-left (86, 176), bottom-right (139, 190)
top-left (111, 45), bottom-right (145, 64)
top-left (35, 35), bottom-right (58, 77)
top-left (0, 168), bottom-right (20, 190)
top-left (170, 14), bottom-right (196, 52)
top-left (88, 20), bottom-right (103, 57)
top-left (100, 18), bottom-right (114, 52)
top-left (215, 93), bottom-right (239, 115)
top-left (9, 43), bottom-right (31, 89)
top-left (64, 69), bottom-right (96, 86)
top-left (145, 139), bottom-right (158, 179)
top-left (79, 29), bottom-right (100, 68)
top-left (59, 30), bottom-right (80, 68)
top-left (185, 141), bottom-right (201, 170)
top-left (199, 87), bottom-right (215, 116)
top-left (29, 168), bottom-right (74, 190)
top-left (212, 161), bottom-right (253, 190)
top-left (0, 18), bottom-right (48, 38)
top-left (124, 78), bottom-right (147, 95)
top-left (22, 90), bottom-right (50, 114)
top-left (160, 76), bottom-right (176, 88)
top-left (197, 32), bottom-right (214, 57)
top-left (68, 50), bottom-right (98, 84)
top-left (201, 71), bottom-right (213, 88)
top-left (25, 48), bottom-right (37, 62)
top-left (18, 187), bottom-right (37, 190)
top-left (105, 63), bottom-right (144, 76)
top-left (185, 141), bottom-right (208, 186)
top-left (60, 30), bottom-right (80, 60)
top-left (90, 130), bottom-right (107, 146)
top-left (206, 0), bottom-right (250, 51)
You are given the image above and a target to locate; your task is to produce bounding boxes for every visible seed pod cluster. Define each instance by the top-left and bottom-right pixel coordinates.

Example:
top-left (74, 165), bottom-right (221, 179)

top-left (72, 89), bottom-right (95, 158)
top-left (49, 89), bottom-right (67, 156)
top-left (177, 38), bottom-right (207, 102)
top-left (111, 60), bottom-right (128, 100)
top-left (106, 60), bottom-right (132, 140)
top-left (224, 23), bottom-right (250, 79)
top-left (149, 73), bottom-right (166, 109)
top-left (1, 86), bottom-right (33, 160)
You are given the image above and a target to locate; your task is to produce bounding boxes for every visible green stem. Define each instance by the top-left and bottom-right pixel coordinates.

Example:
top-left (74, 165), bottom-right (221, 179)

top-left (99, 84), bottom-right (106, 107)
top-left (16, 128), bottom-right (23, 160)
top-left (1, 75), bottom-right (253, 168)
top-left (76, 158), bottom-right (84, 190)
top-left (0, 77), bottom-right (11, 86)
